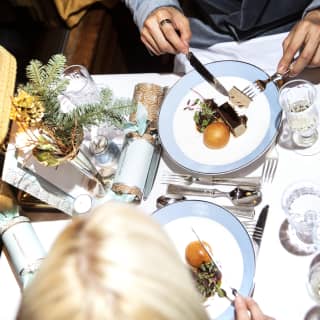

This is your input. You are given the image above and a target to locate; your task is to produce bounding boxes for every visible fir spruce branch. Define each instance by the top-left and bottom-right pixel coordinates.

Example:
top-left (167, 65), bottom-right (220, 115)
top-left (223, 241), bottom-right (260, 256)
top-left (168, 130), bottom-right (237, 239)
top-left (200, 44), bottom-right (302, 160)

top-left (18, 54), bottom-right (136, 159)
top-left (43, 54), bottom-right (67, 90)
top-left (25, 59), bottom-right (45, 95)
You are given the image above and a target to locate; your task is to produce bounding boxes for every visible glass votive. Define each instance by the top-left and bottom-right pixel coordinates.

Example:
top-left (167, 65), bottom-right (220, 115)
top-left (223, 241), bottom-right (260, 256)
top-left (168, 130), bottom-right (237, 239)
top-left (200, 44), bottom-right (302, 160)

top-left (281, 181), bottom-right (320, 247)
top-left (73, 194), bottom-right (93, 215)
top-left (278, 79), bottom-right (318, 148)
top-left (89, 134), bottom-right (120, 178)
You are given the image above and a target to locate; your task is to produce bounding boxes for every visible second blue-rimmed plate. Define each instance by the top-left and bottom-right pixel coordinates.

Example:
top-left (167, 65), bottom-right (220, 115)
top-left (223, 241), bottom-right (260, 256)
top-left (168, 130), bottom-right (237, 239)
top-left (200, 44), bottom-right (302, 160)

top-left (152, 200), bottom-right (255, 320)
top-left (158, 60), bottom-right (282, 175)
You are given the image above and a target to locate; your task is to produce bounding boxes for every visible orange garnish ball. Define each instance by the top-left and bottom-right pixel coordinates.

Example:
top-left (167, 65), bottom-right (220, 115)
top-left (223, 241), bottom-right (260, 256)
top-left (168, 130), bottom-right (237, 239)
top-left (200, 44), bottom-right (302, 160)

top-left (203, 121), bottom-right (230, 149)
top-left (185, 240), bottom-right (212, 268)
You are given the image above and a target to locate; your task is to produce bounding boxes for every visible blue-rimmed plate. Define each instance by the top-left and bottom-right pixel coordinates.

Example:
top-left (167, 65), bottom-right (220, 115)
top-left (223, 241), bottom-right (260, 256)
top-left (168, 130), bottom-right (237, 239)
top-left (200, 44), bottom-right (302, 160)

top-left (152, 200), bottom-right (255, 320)
top-left (158, 60), bottom-right (282, 175)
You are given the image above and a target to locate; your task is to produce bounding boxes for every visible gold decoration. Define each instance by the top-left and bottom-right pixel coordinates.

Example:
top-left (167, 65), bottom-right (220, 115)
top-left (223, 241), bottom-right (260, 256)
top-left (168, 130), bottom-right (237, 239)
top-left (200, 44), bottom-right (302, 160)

top-left (11, 89), bottom-right (45, 127)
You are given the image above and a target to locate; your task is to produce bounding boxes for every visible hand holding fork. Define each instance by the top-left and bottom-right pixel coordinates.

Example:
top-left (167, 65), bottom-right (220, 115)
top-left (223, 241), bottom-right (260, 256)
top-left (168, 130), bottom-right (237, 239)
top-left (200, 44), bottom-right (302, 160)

top-left (241, 68), bottom-right (292, 101)
top-left (239, 58), bottom-right (297, 102)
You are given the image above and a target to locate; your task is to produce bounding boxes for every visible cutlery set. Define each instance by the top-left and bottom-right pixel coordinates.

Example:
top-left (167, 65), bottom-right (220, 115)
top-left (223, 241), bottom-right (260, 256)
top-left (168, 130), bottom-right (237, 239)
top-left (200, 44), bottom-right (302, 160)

top-left (187, 50), bottom-right (292, 105)
top-left (159, 171), bottom-right (271, 248)
top-left (186, 52), bottom-right (250, 107)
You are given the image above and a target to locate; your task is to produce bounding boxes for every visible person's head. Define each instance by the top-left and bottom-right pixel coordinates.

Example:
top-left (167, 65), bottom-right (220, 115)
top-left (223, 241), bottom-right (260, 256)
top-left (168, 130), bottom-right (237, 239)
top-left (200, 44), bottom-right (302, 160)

top-left (17, 201), bottom-right (209, 320)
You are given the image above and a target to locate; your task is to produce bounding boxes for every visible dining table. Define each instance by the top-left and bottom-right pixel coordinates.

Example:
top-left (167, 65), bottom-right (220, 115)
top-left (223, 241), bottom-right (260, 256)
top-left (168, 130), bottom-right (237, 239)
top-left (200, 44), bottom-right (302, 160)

top-left (1, 70), bottom-right (320, 320)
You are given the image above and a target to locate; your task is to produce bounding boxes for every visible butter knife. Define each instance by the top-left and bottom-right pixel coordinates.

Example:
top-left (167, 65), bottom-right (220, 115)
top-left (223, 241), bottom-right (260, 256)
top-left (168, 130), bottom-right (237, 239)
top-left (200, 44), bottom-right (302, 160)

top-left (143, 142), bottom-right (162, 200)
top-left (186, 52), bottom-right (229, 97)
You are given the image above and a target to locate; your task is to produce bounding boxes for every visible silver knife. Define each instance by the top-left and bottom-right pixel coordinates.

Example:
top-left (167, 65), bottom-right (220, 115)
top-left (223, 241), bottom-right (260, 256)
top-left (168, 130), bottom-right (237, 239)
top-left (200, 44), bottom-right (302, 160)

top-left (253, 204), bottom-right (269, 249)
top-left (186, 52), bottom-right (229, 97)
top-left (143, 142), bottom-right (162, 200)
top-left (191, 227), bottom-right (238, 301)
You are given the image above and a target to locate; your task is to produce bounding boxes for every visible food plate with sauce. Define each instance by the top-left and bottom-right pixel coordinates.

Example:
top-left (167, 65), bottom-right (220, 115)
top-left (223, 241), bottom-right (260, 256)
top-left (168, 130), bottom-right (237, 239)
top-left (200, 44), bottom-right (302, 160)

top-left (152, 200), bottom-right (256, 320)
top-left (158, 60), bottom-right (282, 175)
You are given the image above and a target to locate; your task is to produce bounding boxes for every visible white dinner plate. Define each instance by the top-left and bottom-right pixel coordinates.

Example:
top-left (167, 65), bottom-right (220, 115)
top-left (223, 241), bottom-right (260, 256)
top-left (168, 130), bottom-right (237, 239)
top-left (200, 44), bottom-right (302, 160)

top-left (152, 200), bottom-right (256, 320)
top-left (158, 60), bottom-right (282, 175)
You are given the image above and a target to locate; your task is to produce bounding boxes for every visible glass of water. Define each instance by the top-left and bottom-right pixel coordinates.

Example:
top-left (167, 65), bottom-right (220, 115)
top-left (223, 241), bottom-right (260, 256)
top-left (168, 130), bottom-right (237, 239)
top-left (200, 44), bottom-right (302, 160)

top-left (63, 64), bottom-right (100, 106)
top-left (281, 180), bottom-right (320, 254)
top-left (279, 79), bottom-right (319, 153)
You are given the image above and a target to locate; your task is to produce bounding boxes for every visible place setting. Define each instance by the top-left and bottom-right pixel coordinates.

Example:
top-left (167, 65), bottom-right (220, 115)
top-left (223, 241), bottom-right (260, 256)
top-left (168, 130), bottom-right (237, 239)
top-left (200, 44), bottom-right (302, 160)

top-left (5, 54), bottom-right (169, 215)
top-left (147, 58), bottom-right (287, 320)
top-left (155, 58), bottom-right (282, 218)
top-left (152, 199), bottom-right (256, 320)
top-left (158, 59), bottom-right (282, 176)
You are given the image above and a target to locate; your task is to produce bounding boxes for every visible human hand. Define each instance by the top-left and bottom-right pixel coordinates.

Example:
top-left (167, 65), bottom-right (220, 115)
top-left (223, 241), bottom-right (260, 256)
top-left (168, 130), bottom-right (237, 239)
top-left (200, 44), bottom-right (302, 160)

top-left (234, 295), bottom-right (275, 320)
top-left (140, 6), bottom-right (191, 55)
top-left (277, 9), bottom-right (320, 76)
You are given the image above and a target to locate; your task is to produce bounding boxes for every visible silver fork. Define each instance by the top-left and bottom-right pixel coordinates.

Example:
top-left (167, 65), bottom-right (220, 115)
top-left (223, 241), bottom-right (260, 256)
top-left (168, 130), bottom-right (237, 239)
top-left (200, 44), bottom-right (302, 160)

top-left (241, 72), bottom-right (285, 100)
top-left (161, 173), bottom-right (261, 187)
top-left (241, 69), bottom-right (291, 100)
top-left (261, 146), bottom-right (279, 184)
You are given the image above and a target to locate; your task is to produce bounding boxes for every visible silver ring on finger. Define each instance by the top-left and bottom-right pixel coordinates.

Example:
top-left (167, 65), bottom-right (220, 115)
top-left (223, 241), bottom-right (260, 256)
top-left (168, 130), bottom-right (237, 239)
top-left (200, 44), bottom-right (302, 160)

top-left (159, 18), bottom-right (173, 28)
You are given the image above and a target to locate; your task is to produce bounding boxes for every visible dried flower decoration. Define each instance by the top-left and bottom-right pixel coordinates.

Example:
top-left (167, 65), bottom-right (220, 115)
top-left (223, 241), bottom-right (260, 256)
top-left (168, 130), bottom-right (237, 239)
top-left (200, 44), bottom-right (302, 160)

top-left (11, 54), bottom-right (135, 166)
top-left (11, 89), bottom-right (45, 126)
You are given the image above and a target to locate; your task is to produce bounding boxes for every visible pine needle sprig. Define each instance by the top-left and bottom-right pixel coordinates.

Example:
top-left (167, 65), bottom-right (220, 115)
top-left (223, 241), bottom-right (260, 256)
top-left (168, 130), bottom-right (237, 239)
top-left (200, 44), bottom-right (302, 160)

top-left (100, 87), bottom-right (114, 107)
top-left (24, 54), bottom-right (67, 99)
top-left (25, 59), bottom-right (45, 95)
top-left (100, 88), bottom-right (136, 116)
top-left (61, 104), bottom-right (108, 129)
top-left (109, 97), bottom-right (136, 114)
top-left (43, 54), bottom-right (67, 89)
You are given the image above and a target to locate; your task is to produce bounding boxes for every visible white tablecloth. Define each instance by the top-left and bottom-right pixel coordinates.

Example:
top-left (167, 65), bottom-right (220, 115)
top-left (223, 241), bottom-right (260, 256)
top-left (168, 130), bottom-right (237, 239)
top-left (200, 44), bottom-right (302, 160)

top-left (1, 72), bottom-right (320, 320)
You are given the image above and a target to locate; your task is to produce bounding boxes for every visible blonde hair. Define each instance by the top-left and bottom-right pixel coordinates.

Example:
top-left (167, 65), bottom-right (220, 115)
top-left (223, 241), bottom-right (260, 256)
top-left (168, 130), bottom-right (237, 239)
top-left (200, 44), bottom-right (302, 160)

top-left (17, 201), bottom-right (209, 320)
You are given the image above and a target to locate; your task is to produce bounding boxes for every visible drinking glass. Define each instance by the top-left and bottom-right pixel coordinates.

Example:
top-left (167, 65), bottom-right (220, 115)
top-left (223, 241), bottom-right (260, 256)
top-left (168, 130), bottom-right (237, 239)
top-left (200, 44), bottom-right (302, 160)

top-left (281, 180), bottom-right (320, 255)
top-left (278, 79), bottom-right (319, 155)
top-left (63, 64), bottom-right (100, 106)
